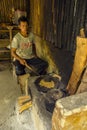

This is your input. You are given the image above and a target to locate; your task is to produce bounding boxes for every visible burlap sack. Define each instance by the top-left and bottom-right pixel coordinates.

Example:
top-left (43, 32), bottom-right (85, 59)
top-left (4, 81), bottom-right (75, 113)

top-left (35, 36), bottom-right (58, 74)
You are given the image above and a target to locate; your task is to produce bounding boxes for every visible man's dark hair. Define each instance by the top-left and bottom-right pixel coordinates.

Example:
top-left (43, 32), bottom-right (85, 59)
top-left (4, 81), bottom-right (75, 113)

top-left (18, 16), bottom-right (29, 25)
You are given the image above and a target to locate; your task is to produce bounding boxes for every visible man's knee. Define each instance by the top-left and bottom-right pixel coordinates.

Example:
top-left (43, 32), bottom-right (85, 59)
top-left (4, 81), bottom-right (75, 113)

top-left (15, 66), bottom-right (26, 76)
top-left (13, 60), bottom-right (25, 76)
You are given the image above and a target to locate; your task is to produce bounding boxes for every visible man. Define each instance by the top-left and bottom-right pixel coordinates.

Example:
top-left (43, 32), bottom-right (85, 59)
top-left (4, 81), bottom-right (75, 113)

top-left (11, 16), bottom-right (48, 76)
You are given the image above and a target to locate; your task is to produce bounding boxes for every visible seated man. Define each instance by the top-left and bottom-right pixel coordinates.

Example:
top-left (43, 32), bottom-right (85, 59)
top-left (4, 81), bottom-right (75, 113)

top-left (11, 16), bottom-right (48, 76)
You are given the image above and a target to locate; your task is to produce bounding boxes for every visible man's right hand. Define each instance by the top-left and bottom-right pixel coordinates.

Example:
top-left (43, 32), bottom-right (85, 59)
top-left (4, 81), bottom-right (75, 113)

top-left (11, 48), bottom-right (27, 66)
top-left (19, 59), bottom-right (26, 65)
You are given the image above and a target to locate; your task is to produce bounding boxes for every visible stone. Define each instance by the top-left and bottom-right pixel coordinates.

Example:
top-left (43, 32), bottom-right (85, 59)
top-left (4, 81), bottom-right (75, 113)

top-left (52, 92), bottom-right (87, 130)
top-left (29, 77), bottom-right (52, 130)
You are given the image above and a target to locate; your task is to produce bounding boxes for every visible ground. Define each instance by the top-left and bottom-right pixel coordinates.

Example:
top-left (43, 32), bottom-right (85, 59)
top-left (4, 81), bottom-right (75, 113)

top-left (0, 62), bottom-right (36, 130)
top-left (0, 47), bottom-right (74, 130)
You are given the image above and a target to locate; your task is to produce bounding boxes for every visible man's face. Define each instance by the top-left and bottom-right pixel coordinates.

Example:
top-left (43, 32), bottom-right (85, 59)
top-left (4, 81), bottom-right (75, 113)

top-left (19, 21), bottom-right (28, 33)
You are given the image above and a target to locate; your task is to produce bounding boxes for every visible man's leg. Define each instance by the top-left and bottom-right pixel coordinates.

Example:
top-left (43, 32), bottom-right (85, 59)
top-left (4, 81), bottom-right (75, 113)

top-left (26, 57), bottom-right (48, 75)
top-left (13, 60), bottom-right (26, 76)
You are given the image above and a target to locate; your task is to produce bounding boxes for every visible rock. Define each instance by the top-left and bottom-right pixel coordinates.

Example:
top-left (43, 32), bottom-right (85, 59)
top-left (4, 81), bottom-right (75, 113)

top-left (52, 92), bottom-right (87, 130)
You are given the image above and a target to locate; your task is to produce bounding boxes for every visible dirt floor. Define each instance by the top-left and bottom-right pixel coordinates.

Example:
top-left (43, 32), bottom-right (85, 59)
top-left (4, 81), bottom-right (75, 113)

top-left (0, 47), bottom-right (74, 130)
top-left (0, 61), bottom-right (37, 130)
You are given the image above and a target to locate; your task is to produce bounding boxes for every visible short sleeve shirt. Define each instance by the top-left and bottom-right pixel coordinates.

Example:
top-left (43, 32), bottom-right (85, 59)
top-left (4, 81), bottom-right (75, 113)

top-left (11, 32), bottom-right (35, 59)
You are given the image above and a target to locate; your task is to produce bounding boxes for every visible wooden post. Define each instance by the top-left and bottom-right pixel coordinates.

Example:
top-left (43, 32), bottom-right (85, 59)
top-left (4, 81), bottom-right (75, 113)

top-left (66, 36), bottom-right (87, 95)
top-left (6, 25), bottom-right (14, 60)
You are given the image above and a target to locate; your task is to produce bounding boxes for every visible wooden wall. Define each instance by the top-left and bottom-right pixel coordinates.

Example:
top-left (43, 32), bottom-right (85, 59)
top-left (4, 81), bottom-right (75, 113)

top-left (30, 0), bottom-right (87, 51)
top-left (1, 0), bottom-right (87, 51)
top-left (0, 0), bottom-right (29, 23)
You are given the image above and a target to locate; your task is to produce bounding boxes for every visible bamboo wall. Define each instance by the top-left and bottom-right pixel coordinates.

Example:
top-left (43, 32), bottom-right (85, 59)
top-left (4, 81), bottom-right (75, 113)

top-left (0, 0), bottom-right (87, 51)
top-left (0, 0), bottom-right (29, 23)
top-left (30, 0), bottom-right (87, 51)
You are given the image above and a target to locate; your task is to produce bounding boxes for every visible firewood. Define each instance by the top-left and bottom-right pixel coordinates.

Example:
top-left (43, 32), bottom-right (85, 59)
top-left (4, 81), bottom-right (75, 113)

top-left (18, 95), bottom-right (30, 100)
top-left (52, 73), bottom-right (61, 81)
top-left (18, 96), bottom-right (31, 105)
top-left (18, 99), bottom-right (31, 106)
top-left (19, 101), bottom-right (32, 114)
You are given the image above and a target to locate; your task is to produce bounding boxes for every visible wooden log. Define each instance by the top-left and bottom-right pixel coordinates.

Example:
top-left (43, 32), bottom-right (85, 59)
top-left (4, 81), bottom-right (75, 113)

top-left (66, 37), bottom-right (87, 95)
top-left (19, 101), bottom-right (32, 114)
top-left (18, 95), bottom-right (31, 100)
